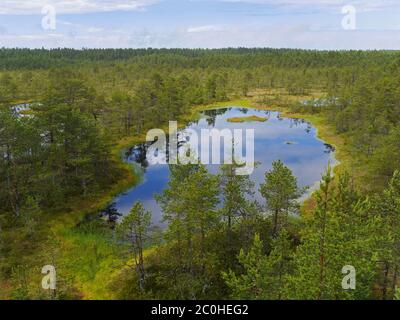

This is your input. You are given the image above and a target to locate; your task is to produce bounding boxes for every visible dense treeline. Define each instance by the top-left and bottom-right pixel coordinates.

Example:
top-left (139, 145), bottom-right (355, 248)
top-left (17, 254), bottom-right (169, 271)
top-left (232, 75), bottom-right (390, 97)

top-left (1, 48), bottom-right (400, 299)
top-left (0, 70), bottom-right (226, 242)
top-left (0, 48), bottom-right (396, 70)
top-left (290, 54), bottom-right (400, 189)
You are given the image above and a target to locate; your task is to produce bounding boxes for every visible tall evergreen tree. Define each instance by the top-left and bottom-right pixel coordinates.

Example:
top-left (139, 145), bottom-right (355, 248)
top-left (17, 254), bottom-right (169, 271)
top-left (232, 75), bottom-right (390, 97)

top-left (259, 160), bottom-right (306, 237)
top-left (287, 169), bottom-right (379, 299)
top-left (219, 163), bottom-right (255, 230)
top-left (156, 164), bottom-right (220, 298)
top-left (223, 230), bottom-right (293, 300)
top-left (374, 170), bottom-right (400, 299)
top-left (117, 202), bottom-right (152, 291)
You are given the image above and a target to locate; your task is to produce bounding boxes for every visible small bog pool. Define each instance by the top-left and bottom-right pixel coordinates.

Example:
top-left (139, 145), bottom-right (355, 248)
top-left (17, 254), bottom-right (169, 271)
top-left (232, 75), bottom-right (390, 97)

top-left (111, 107), bottom-right (336, 225)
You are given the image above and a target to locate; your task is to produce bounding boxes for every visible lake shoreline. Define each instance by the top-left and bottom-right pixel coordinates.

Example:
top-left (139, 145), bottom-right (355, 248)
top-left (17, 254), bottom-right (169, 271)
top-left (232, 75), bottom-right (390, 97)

top-left (194, 98), bottom-right (345, 212)
top-left (76, 97), bottom-right (343, 224)
top-left (6, 97), bottom-right (344, 299)
top-left (111, 106), bottom-right (333, 223)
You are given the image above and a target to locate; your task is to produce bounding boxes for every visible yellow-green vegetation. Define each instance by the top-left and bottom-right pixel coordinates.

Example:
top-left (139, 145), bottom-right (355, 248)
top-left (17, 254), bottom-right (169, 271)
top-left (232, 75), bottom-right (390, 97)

top-left (227, 115), bottom-right (268, 123)
top-left (208, 99), bottom-right (253, 108)
top-left (0, 91), bottom-right (349, 300)
top-left (3, 48), bottom-right (400, 300)
top-left (237, 90), bottom-right (373, 214)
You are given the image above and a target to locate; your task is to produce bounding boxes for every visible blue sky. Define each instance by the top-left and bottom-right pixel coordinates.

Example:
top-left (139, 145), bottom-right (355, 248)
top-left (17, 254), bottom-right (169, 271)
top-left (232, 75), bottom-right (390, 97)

top-left (0, 0), bottom-right (400, 49)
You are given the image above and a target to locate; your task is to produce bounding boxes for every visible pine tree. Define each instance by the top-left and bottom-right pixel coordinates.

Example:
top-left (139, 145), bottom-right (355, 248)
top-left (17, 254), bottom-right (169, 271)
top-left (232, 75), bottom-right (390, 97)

top-left (287, 169), bottom-right (379, 299)
top-left (223, 233), bottom-right (266, 300)
top-left (20, 196), bottom-right (41, 238)
top-left (117, 202), bottom-right (151, 291)
top-left (156, 163), bottom-right (199, 263)
top-left (259, 160), bottom-right (306, 237)
top-left (160, 164), bottom-right (219, 268)
top-left (374, 170), bottom-right (400, 299)
top-left (156, 164), bottom-right (220, 298)
top-left (223, 230), bottom-right (293, 300)
top-left (264, 229), bottom-right (294, 299)
top-left (219, 163), bottom-right (255, 230)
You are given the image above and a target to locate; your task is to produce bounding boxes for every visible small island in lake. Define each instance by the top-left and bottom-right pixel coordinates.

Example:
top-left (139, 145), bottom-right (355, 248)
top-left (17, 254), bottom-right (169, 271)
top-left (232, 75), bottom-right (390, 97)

top-left (227, 115), bottom-right (268, 123)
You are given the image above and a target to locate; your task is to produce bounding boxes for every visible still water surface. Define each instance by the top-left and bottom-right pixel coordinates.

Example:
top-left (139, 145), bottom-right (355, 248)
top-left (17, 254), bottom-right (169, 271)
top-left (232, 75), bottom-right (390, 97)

top-left (111, 107), bottom-right (336, 225)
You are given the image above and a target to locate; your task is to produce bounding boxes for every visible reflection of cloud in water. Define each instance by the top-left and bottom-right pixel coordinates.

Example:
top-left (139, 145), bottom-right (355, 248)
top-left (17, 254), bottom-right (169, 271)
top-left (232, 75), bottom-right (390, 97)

top-left (112, 108), bottom-right (335, 226)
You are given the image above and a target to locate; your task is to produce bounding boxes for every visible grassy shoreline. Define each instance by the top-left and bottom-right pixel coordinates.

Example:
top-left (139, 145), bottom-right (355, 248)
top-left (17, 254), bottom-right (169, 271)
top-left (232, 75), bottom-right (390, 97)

top-left (2, 94), bottom-right (352, 299)
top-left (200, 97), bottom-right (348, 174)
top-left (198, 95), bottom-right (353, 212)
top-left (65, 93), bottom-right (350, 247)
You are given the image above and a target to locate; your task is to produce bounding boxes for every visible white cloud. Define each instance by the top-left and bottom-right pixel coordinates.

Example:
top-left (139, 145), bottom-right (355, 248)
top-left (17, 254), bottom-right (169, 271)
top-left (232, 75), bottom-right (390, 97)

top-left (0, 0), bottom-right (159, 15)
top-left (58, 20), bottom-right (104, 33)
top-left (220, 0), bottom-right (399, 12)
top-left (2, 24), bottom-right (400, 50)
top-left (87, 27), bottom-right (104, 33)
top-left (187, 25), bottom-right (227, 33)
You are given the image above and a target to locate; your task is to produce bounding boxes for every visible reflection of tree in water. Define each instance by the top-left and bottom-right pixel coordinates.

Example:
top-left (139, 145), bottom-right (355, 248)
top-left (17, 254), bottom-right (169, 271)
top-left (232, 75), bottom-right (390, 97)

top-left (125, 143), bottom-right (151, 169)
top-left (239, 108), bottom-right (248, 114)
top-left (124, 107), bottom-right (233, 168)
top-left (289, 118), bottom-right (306, 128)
top-left (324, 143), bottom-right (335, 154)
top-left (102, 202), bottom-right (122, 227)
top-left (186, 118), bottom-right (200, 126)
top-left (124, 137), bottom-right (187, 170)
top-left (203, 108), bottom-right (230, 126)
top-left (79, 202), bottom-right (122, 228)
top-left (290, 119), bottom-right (313, 133)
